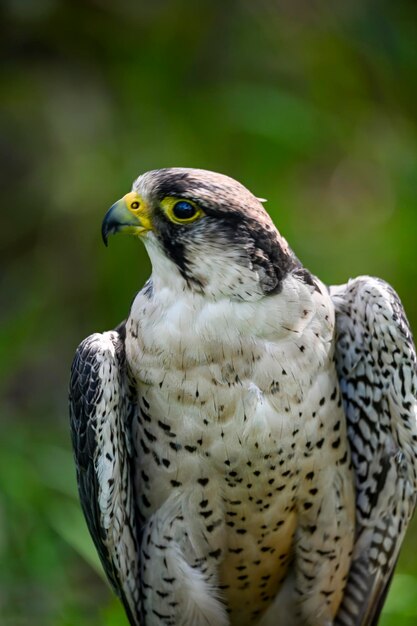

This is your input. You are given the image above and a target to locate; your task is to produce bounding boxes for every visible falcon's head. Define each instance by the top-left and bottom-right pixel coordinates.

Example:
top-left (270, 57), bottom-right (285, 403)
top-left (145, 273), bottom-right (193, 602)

top-left (102, 168), bottom-right (299, 300)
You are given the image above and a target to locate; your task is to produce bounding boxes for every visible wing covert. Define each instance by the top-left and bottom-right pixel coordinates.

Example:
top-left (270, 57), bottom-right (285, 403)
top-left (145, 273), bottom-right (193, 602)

top-left (331, 276), bottom-right (417, 626)
top-left (69, 328), bottom-right (141, 625)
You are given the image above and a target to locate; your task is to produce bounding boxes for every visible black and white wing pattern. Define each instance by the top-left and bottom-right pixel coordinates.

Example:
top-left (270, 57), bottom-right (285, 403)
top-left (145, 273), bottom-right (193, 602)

top-left (69, 326), bottom-right (141, 625)
top-left (331, 276), bottom-right (417, 626)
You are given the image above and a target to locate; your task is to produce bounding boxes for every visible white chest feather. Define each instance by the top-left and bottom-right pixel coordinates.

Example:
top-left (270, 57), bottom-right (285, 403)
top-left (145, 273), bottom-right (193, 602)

top-left (126, 274), bottom-right (339, 493)
top-left (125, 274), bottom-right (352, 625)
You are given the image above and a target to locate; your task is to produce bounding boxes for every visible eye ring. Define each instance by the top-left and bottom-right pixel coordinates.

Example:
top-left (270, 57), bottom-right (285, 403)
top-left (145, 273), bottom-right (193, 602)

top-left (172, 200), bottom-right (197, 220)
top-left (160, 196), bottom-right (203, 223)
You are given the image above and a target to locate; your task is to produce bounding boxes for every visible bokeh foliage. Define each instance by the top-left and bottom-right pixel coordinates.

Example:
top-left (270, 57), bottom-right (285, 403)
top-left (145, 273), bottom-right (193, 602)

top-left (1, 0), bottom-right (417, 624)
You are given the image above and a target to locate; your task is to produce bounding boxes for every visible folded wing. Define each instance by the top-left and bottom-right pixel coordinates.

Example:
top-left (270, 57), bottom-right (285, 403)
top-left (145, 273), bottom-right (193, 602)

top-left (331, 276), bottom-right (417, 626)
top-left (69, 328), bottom-right (141, 625)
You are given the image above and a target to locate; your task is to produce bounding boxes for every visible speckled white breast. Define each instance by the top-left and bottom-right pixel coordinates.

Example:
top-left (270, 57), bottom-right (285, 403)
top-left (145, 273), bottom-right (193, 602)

top-left (125, 273), bottom-right (353, 625)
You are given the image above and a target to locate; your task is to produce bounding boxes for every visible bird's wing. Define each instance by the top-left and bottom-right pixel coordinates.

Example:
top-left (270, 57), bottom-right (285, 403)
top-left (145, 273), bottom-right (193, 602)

top-left (69, 326), bottom-right (141, 625)
top-left (330, 276), bottom-right (417, 626)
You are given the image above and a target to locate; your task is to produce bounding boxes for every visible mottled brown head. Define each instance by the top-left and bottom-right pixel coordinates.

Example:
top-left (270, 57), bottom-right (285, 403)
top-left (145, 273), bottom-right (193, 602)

top-left (102, 168), bottom-right (299, 298)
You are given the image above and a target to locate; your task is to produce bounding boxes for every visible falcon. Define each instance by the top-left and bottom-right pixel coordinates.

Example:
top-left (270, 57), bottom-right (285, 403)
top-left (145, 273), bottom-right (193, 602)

top-left (69, 168), bottom-right (417, 626)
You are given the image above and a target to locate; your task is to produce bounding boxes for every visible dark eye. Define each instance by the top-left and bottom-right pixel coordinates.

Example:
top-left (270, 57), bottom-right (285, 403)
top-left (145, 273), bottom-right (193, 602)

top-left (172, 201), bottom-right (197, 220)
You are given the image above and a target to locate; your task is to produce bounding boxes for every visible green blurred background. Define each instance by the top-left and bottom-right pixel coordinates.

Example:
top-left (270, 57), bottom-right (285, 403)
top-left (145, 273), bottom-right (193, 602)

top-left (2, 0), bottom-right (417, 624)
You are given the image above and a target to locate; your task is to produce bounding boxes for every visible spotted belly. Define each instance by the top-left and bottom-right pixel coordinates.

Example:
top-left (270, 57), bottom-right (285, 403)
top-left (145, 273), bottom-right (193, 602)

top-left (209, 434), bottom-right (299, 624)
top-left (130, 336), bottom-right (353, 625)
top-left (220, 510), bottom-right (296, 625)
top-left (134, 392), bottom-right (312, 624)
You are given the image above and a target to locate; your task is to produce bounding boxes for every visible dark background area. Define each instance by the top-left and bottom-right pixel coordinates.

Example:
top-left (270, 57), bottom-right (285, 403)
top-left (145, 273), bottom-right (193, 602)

top-left (2, 1), bottom-right (417, 624)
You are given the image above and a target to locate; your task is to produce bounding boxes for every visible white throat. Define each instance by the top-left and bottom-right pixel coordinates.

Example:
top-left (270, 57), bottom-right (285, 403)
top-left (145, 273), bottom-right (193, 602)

top-left (144, 232), bottom-right (265, 302)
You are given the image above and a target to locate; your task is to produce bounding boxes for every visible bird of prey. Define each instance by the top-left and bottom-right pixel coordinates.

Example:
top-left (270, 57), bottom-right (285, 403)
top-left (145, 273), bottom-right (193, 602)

top-left (69, 168), bottom-right (417, 626)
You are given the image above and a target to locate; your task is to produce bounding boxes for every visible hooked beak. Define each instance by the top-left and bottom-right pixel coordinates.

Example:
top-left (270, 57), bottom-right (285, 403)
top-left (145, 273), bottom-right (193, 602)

top-left (101, 192), bottom-right (152, 246)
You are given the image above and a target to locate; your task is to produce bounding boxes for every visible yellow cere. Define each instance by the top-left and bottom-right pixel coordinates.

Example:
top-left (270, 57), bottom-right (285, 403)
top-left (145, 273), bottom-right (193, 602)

top-left (123, 191), bottom-right (153, 232)
top-left (160, 196), bottom-right (203, 224)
